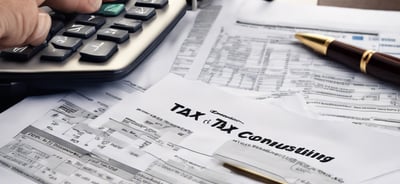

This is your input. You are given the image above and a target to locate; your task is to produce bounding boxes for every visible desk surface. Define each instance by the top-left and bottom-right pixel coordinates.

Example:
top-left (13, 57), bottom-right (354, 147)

top-left (282, 0), bottom-right (400, 10)
top-left (280, 0), bottom-right (317, 5)
top-left (318, 0), bottom-right (400, 10)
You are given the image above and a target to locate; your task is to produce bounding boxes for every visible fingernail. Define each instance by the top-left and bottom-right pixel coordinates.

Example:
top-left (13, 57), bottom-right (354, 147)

top-left (30, 13), bottom-right (51, 46)
top-left (90, 0), bottom-right (103, 10)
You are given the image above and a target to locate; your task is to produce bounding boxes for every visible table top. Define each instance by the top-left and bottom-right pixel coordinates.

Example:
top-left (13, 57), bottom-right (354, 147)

top-left (319, 0), bottom-right (400, 10)
top-left (281, 0), bottom-right (400, 10)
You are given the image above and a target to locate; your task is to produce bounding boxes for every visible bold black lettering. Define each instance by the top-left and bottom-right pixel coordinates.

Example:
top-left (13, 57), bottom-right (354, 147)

top-left (211, 118), bottom-right (227, 129)
top-left (285, 146), bottom-right (296, 152)
top-left (275, 143), bottom-right (289, 150)
top-left (222, 125), bottom-right (238, 134)
top-left (171, 103), bottom-right (185, 111)
top-left (238, 131), bottom-right (252, 138)
top-left (298, 149), bottom-right (309, 155)
top-left (177, 108), bottom-right (191, 117)
top-left (269, 141), bottom-right (279, 147)
top-left (260, 138), bottom-right (272, 144)
top-left (305, 150), bottom-right (315, 156)
top-left (211, 119), bottom-right (238, 134)
top-left (249, 135), bottom-right (262, 141)
top-left (316, 154), bottom-right (326, 160)
top-left (189, 111), bottom-right (206, 121)
top-left (311, 152), bottom-right (320, 158)
top-left (320, 156), bottom-right (335, 163)
top-left (295, 147), bottom-right (305, 154)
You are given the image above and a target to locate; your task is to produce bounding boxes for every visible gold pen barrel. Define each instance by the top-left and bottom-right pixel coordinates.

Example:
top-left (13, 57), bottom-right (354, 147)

top-left (296, 32), bottom-right (400, 85)
top-left (222, 163), bottom-right (285, 184)
top-left (295, 32), bottom-right (366, 71)
top-left (294, 33), bottom-right (334, 55)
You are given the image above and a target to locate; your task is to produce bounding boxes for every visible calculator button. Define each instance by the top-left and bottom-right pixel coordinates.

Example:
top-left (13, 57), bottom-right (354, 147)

top-left (135, 0), bottom-right (168, 9)
top-left (46, 20), bottom-right (64, 41)
top-left (75, 15), bottom-right (106, 29)
top-left (97, 4), bottom-right (125, 17)
top-left (41, 45), bottom-right (73, 62)
top-left (80, 40), bottom-right (118, 62)
top-left (125, 6), bottom-right (156, 21)
top-left (50, 12), bottom-right (68, 21)
top-left (49, 20), bottom-right (64, 36)
top-left (97, 28), bottom-right (129, 43)
top-left (111, 19), bottom-right (142, 33)
top-left (64, 24), bottom-right (96, 38)
top-left (50, 36), bottom-right (83, 51)
top-left (0, 44), bottom-right (46, 61)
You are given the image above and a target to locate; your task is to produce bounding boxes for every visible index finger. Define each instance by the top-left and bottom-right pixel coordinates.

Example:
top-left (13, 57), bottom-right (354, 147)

top-left (36, 0), bottom-right (45, 5)
top-left (43, 0), bottom-right (103, 13)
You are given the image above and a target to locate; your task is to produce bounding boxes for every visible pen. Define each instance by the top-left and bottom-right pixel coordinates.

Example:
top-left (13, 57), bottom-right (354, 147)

top-left (295, 33), bottom-right (400, 85)
top-left (222, 162), bottom-right (286, 184)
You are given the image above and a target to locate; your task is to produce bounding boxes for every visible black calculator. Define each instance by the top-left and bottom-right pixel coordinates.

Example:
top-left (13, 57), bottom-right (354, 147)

top-left (0, 0), bottom-right (187, 94)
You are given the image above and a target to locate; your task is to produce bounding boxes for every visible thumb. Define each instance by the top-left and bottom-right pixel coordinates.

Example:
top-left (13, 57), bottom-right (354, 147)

top-left (25, 12), bottom-right (51, 46)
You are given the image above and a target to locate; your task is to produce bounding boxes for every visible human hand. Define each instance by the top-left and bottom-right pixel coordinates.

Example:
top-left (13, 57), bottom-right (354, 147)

top-left (0, 0), bottom-right (112, 49)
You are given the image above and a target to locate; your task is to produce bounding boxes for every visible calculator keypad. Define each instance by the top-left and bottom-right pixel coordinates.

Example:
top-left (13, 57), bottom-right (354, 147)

top-left (1, 44), bottom-right (47, 61)
top-left (75, 15), bottom-right (106, 29)
top-left (97, 28), bottom-right (130, 43)
top-left (80, 40), bottom-right (118, 62)
top-left (136, 0), bottom-right (169, 9)
top-left (50, 36), bottom-right (83, 51)
top-left (0, 0), bottom-right (162, 63)
top-left (111, 19), bottom-right (143, 33)
top-left (41, 45), bottom-right (73, 62)
top-left (0, 0), bottom-right (186, 85)
top-left (97, 4), bottom-right (125, 16)
top-left (126, 6), bottom-right (156, 20)
top-left (63, 24), bottom-right (97, 39)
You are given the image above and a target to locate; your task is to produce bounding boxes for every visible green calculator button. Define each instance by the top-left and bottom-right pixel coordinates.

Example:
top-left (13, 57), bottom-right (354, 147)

top-left (98, 4), bottom-right (125, 16)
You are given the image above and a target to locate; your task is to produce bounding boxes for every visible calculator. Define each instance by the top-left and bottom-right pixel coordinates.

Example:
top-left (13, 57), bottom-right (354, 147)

top-left (0, 0), bottom-right (187, 94)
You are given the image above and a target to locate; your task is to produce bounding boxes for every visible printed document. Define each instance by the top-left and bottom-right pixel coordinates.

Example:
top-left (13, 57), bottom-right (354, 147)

top-left (3, 74), bottom-right (400, 183)
top-left (2, 0), bottom-right (400, 183)
top-left (179, 1), bottom-right (400, 129)
top-left (0, 8), bottom-right (201, 184)
top-left (6, 74), bottom-right (400, 184)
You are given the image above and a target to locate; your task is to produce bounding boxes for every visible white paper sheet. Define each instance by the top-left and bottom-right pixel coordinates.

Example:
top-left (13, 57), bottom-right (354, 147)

top-left (92, 74), bottom-right (400, 183)
top-left (180, 1), bottom-right (400, 130)
top-left (0, 9), bottom-right (199, 184)
top-left (2, 0), bottom-right (400, 183)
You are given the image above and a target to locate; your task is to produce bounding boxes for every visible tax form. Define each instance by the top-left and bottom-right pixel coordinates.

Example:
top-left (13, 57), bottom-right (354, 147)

top-left (0, 2), bottom-right (233, 182)
top-left (0, 9), bottom-right (200, 183)
top-left (3, 74), bottom-right (398, 184)
top-left (2, 0), bottom-right (400, 183)
top-left (181, 1), bottom-right (400, 129)
top-left (169, 0), bottom-right (241, 77)
top-left (118, 74), bottom-right (400, 183)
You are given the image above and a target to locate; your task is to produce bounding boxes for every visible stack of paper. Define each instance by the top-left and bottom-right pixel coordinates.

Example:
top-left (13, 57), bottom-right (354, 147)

top-left (2, 0), bottom-right (400, 183)
top-left (2, 74), bottom-right (400, 183)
